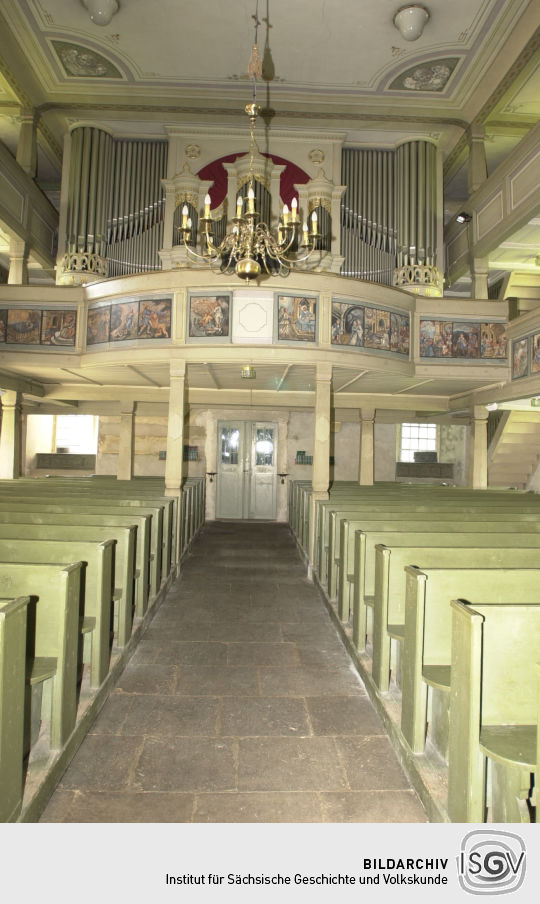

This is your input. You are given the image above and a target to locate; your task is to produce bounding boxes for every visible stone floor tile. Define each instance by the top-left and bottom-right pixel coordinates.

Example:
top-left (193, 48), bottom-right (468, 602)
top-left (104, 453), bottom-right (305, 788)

top-left (259, 666), bottom-right (364, 697)
top-left (209, 621), bottom-right (283, 643)
top-left (59, 735), bottom-right (143, 791)
top-left (238, 737), bottom-right (347, 791)
top-left (133, 641), bottom-right (228, 667)
top-left (120, 694), bottom-right (219, 736)
top-left (40, 790), bottom-right (195, 823)
top-left (134, 737), bottom-right (236, 792)
top-left (114, 662), bottom-right (178, 694)
top-left (193, 791), bottom-right (323, 823)
top-left (88, 692), bottom-right (134, 735)
top-left (220, 697), bottom-right (310, 736)
top-left (176, 665), bottom-right (260, 696)
top-left (226, 642), bottom-right (299, 667)
top-left (305, 696), bottom-right (385, 735)
top-left (320, 791), bottom-right (428, 823)
top-left (335, 736), bottom-right (412, 791)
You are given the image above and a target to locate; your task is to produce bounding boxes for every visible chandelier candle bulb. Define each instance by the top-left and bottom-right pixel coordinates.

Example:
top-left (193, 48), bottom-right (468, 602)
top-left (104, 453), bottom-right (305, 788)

top-left (204, 194), bottom-right (211, 218)
top-left (283, 204), bottom-right (289, 226)
top-left (291, 197), bottom-right (298, 221)
top-left (236, 196), bottom-right (243, 218)
top-left (248, 187), bottom-right (255, 213)
top-left (311, 210), bottom-right (318, 232)
top-left (182, 205), bottom-right (188, 228)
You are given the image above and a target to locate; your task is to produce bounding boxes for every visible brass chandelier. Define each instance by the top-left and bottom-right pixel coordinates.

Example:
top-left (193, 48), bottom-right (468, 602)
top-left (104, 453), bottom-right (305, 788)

top-left (178, 4), bottom-right (320, 281)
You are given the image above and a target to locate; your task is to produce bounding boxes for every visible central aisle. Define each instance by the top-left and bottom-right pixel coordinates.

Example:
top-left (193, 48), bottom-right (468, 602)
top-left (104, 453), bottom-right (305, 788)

top-left (41, 521), bottom-right (426, 823)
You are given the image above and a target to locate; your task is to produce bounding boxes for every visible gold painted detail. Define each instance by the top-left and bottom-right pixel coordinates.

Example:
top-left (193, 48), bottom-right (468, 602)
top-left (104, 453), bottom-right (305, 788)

top-left (61, 252), bottom-right (108, 277)
top-left (309, 197), bottom-right (332, 215)
top-left (393, 265), bottom-right (442, 294)
top-left (237, 173), bottom-right (271, 193)
top-left (175, 192), bottom-right (199, 210)
top-left (185, 144), bottom-right (201, 159)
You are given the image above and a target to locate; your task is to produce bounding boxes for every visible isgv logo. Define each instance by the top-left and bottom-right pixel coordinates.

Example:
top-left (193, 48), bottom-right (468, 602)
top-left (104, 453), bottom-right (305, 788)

top-left (457, 831), bottom-right (526, 895)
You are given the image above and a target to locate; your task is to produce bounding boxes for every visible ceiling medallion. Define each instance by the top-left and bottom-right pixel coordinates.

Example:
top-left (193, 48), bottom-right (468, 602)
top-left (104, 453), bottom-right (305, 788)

top-left (177, 1), bottom-right (320, 281)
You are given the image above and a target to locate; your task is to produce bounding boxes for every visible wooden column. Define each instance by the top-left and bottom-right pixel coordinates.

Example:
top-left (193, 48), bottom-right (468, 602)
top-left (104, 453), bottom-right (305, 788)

top-left (0, 391), bottom-right (22, 479)
top-left (308, 363), bottom-right (332, 577)
top-left (117, 403), bottom-right (135, 481)
top-left (165, 358), bottom-right (186, 496)
top-left (16, 108), bottom-right (38, 178)
top-left (359, 408), bottom-right (375, 486)
top-left (470, 405), bottom-right (488, 489)
top-left (7, 240), bottom-right (29, 286)
top-left (467, 125), bottom-right (488, 195)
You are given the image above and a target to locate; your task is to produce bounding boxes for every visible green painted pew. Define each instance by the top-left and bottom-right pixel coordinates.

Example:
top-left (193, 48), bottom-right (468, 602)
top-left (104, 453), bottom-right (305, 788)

top-left (0, 596), bottom-right (31, 822)
top-left (319, 498), bottom-right (540, 585)
top-left (0, 510), bottom-right (150, 618)
top-left (448, 600), bottom-right (540, 823)
top-left (0, 502), bottom-right (161, 603)
top-left (0, 561), bottom-right (82, 750)
top-left (350, 527), bottom-right (540, 654)
top-left (401, 565), bottom-right (540, 757)
top-left (373, 538), bottom-right (540, 693)
top-left (0, 491), bottom-right (170, 583)
top-left (0, 524), bottom-right (136, 648)
top-left (335, 514), bottom-right (540, 608)
top-left (0, 538), bottom-right (114, 689)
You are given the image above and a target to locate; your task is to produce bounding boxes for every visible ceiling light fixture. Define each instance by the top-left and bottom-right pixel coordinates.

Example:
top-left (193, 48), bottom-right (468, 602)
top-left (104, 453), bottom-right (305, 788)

top-left (485, 402), bottom-right (498, 411)
top-left (456, 211), bottom-right (472, 224)
top-left (393, 5), bottom-right (430, 41)
top-left (178, 1), bottom-right (320, 281)
top-left (83, 0), bottom-right (119, 26)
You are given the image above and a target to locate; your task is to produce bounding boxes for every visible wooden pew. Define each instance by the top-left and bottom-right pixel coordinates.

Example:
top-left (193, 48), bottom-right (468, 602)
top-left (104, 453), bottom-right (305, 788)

top-left (351, 528), bottom-right (540, 654)
top-left (0, 562), bottom-right (82, 749)
top-left (0, 524), bottom-right (136, 648)
top-left (0, 596), bottom-right (31, 822)
top-left (336, 514), bottom-right (540, 610)
top-left (0, 538), bottom-right (115, 688)
top-left (448, 600), bottom-right (540, 823)
top-left (373, 538), bottom-right (540, 692)
top-left (401, 565), bottom-right (540, 756)
top-left (0, 502), bottom-right (160, 603)
top-left (322, 498), bottom-right (540, 589)
top-left (0, 510), bottom-right (150, 618)
top-left (0, 492), bottom-right (168, 588)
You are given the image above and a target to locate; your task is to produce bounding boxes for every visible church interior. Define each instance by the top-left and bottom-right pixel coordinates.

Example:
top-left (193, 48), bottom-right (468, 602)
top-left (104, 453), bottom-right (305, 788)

top-left (0, 0), bottom-right (540, 826)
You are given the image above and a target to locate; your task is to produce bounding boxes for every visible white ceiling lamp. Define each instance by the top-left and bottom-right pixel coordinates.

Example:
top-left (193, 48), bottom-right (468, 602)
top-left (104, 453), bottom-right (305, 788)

top-left (393, 5), bottom-right (430, 41)
top-left (83, 0), bottom-right (119, 26)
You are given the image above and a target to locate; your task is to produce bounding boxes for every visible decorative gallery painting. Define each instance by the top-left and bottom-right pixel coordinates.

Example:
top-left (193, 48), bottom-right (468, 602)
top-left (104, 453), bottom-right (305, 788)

top-left (137, 300), bottom-right (171, 339)
top-left (86, 298), bottom-right (172, 345)
top-left (512, 338), bottom-right (528, 379)
top-left (0, 308), bottom-right (79, 346)
top-left (6, 309), bottom-right (41, 344)
top-left (331, 300), bottom-right (409, 356)
top-left (532, 333), bottom-right (540, 374)
top-left (41, 310), bottom-right (77, 346)
top-left (87, 307), bottom-right (111, 346)
top-left (277, 295), bottom-right (317, 343)
top-left (188, 295), bottom-right (230, 339)
top-left (420, 320), bottom-right (507, 360)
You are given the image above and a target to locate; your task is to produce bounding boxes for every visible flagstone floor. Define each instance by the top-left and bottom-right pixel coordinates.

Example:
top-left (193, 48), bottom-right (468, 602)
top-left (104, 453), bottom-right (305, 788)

top-left (40, 521), bottom-right (427, 823)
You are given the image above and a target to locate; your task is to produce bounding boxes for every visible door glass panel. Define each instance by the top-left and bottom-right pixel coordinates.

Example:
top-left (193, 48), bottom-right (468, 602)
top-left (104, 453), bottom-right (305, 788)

top-left (221, 426), bottom-right (240, 465)
top-left (255, 427), bottom-right (274, 466)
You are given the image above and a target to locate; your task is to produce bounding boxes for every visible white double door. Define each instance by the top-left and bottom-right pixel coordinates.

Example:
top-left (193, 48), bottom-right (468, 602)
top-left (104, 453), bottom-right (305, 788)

top-left (216, 420), bottom-right (277, 520)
